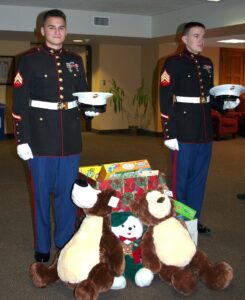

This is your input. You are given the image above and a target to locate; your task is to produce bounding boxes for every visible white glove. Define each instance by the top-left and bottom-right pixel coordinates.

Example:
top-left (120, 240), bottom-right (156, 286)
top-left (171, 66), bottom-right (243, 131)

top-left (164, 138), bottom-right (179, 151)
top-left (223, 98), bottom-right (240, 110)
top-left (84, 111), bottom-right (100, 117)
top-left (17, 143), bottom-right (33, 160)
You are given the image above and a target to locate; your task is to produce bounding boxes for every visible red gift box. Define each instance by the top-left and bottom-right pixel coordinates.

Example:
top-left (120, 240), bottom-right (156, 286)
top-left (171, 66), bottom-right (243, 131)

top-left (79, 171), bottom-right (167, 212)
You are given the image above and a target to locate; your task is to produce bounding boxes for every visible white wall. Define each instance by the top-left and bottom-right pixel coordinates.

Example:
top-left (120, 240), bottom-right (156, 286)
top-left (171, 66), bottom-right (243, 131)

top-left (1, 1), bottom-right (245, 39)
top-left (0, 5), bottom-right (151, 38)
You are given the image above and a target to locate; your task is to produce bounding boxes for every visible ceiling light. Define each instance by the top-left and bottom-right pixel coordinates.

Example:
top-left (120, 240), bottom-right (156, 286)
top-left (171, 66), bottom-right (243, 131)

top-left (218, 39), bottom-right (245, 44)
top-left (73, 39), bottom-right (83, 43)
top-left (206, 0), bottom-right (222, 2)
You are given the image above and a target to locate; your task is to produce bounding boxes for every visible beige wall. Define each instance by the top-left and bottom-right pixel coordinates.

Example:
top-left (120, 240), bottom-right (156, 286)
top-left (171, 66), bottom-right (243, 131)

top-left (0, 40), bottom-right (221, 134)
top-left (92, 43), bottom-right (141, 130)
top-left (0, 40), bottom-right (30, 134)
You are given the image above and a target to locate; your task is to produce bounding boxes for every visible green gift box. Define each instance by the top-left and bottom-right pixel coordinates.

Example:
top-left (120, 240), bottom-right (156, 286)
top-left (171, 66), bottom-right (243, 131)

top-left (173, 199), bottom-right (196, 220)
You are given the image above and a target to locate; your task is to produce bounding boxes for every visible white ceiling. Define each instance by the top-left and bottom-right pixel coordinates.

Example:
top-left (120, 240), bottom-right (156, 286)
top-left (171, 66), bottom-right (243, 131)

top-left (0, 0), bottom-right (204, 16)
top-left (0, 0), bottom-right (245, 47)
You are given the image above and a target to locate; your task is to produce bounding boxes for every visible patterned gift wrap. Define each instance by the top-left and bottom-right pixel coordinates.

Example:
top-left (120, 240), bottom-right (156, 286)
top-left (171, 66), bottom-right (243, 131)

top-left (79, 172), bottom-right (167, 212)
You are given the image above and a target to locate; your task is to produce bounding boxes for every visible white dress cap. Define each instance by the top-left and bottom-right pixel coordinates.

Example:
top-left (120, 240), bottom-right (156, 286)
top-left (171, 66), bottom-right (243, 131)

top-left (73, 92), bottom-right (113, 105)
top-left (210, 84), bottom-right (245, 98)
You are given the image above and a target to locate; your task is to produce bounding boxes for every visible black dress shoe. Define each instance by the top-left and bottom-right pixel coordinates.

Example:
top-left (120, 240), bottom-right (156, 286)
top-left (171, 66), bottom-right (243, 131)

top-left (34, 251), bottom-right (50, 262)
top-left (237, 193), bottom-right (245, 200)
top-left (198, 223), bottom-right (211, 235)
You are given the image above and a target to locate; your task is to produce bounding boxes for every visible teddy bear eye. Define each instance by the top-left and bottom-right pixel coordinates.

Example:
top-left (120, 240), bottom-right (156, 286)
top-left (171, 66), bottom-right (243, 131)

top-left (133, 225), bottom-right (136, 228)
top-left (122, 224), bottom-right (124, 227)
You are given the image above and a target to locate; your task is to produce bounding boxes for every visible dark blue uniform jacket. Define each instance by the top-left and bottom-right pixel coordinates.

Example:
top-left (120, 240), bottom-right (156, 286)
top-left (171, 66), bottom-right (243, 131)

top-left (12, 44), bottom-right (88, 156)
top-left (159, 49), bottom-right (224, 143)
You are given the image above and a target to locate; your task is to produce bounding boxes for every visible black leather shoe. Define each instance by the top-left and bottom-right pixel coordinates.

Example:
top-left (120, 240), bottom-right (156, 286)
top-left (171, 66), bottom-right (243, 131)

top-left (198, 223), bottom-right (211, 235)
top-left (237, 193), bottom-right (245, 200)
top-left (34, 251), bottom-right (50, 262)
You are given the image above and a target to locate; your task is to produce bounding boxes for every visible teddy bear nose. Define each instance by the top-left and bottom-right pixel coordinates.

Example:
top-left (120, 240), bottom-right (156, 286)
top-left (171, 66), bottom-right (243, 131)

top-left (157, 197), bottom-right (165, 203)
top-left (128, 227), bottom-right (132, 230)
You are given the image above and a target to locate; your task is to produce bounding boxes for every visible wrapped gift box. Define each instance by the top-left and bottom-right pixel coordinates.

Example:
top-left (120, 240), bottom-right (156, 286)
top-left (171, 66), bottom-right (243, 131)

top-left (79, 165), bottom-right (102, 180)
top-left (174, 200), bottom-right (197, 245)
top-left (98, 159), bottom-right (151, 181)
top-left (79, 166), bottom-right (167, 212)
top-left (173, 199), bottom-right (196, 220)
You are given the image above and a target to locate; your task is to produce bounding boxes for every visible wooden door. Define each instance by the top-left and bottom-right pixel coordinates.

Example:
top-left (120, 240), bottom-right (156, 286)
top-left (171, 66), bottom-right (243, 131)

top-left (219, 48), bottom-right (245, 85)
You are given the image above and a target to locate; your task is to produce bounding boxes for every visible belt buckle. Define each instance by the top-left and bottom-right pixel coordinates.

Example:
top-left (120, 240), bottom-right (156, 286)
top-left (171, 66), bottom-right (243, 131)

top-left (58, 102), bottom-right (68, 110)
top-left (200, 96), bottom-right (206, 103)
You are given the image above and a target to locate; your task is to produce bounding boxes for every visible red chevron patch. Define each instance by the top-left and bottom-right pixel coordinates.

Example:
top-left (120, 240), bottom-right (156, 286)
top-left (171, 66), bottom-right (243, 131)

top-left (160, 70), bottom-right (171, 87)
top-left (14, 72), bottom-right (23, 88)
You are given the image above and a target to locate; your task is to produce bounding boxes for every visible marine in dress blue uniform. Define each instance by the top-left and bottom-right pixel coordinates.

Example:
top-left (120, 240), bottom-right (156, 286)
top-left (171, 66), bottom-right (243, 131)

top-left (159, 45), bottom-right (224, 233)
top-left (12, 43), bottom-right (88, 259)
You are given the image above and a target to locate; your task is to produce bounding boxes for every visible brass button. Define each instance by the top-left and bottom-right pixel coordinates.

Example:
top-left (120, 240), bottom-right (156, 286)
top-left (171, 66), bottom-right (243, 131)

top-left (59, 78), bottom-right (63, 82)
top-left (60, 86), bottom-right (64, 90)
top-left (60, 95), bottom-right (64, 99)
top-left (58, 70), bottom-right (62, 74)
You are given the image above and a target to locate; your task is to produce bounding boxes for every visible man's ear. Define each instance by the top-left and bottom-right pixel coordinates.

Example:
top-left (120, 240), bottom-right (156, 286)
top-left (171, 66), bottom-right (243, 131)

top-left (181, 35), bottom-right (187, 45)
top-left (40, 27), bottom-right (45, 36)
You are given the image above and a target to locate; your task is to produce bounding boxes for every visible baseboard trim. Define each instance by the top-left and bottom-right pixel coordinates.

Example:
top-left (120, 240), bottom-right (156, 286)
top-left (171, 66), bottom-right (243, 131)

top-left (0, 133), bottom-right (14, 140)
top-left (91, 128), bottom-right (162, 137)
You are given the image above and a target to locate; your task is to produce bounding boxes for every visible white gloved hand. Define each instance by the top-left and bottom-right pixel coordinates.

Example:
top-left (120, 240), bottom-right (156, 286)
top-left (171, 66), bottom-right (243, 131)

top-left (223, 98), bottom-right (240, 110)
top-left (17, 143), bottom-right (33, 160)
top-left (164, 138), bottom-right (179, 151)
top-left (84, 111), bottom-right (100, 117)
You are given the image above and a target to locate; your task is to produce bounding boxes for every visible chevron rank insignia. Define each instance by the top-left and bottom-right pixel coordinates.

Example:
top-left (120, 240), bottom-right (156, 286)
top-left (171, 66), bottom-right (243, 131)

top-left (14, 72), bottom-right (23, 88)
top-left (160, 70), bottom-right (171, 87)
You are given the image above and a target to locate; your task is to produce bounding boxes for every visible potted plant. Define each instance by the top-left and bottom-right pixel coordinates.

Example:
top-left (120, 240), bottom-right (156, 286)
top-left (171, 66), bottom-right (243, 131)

top-left (129, 79), bottom-right (149, 134)
top-left (107, 79), bottom-right (124, 113)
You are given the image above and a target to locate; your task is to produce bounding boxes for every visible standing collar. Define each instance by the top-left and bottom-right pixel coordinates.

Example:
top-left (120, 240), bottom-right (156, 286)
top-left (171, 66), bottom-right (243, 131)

top-left (43, 43), bottom-right (63, 55)
top-left (182, 48), bottom-right (201, 59)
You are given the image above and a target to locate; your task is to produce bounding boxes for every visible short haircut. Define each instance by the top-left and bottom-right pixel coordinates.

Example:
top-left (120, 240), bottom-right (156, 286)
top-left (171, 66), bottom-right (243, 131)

top-left (182, 22), bottom-right (205, 35)
top-left (42, 9), bottom-right (67, 25)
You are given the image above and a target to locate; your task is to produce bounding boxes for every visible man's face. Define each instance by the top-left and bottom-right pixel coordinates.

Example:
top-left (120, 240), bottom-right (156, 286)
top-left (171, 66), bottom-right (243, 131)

top-left (41, 16), bottom-right (67, 49)
top-left (182, 26), bottom-right (205, 54)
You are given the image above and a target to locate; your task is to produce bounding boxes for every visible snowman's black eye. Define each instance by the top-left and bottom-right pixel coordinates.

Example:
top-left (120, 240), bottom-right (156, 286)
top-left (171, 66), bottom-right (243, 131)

top-left (122, 224), bottom-right (124, 227)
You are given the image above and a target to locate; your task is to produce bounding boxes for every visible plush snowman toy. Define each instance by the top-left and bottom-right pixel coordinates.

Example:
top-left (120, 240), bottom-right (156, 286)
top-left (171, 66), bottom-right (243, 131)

top-left (110, 212), bottom-right (154, 289)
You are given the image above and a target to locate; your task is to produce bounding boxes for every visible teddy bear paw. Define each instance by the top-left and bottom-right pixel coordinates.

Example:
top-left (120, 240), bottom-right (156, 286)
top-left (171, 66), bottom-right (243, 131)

top-left (135, 267), bottom-right (154, 287)
top-left (110, 276), bottom-right (126, 290)
top-left (171, 269), bottom-right (198, 296)
top-left (75, 279), bottom-right (98, 300)
top-left (202, 261), bottom-right (234, 290)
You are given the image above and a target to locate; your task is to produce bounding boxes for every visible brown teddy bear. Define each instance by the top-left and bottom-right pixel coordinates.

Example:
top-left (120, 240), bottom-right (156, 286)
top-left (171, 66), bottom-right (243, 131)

top-left (130, 189), bottom-right (233, 296)
top-left (30, 179), bottom-right (125, 300)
